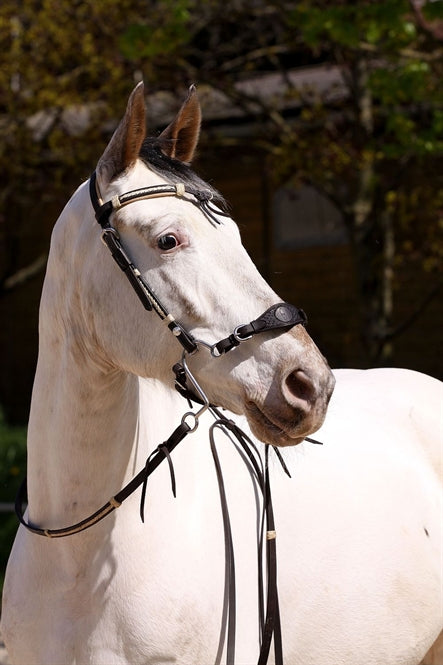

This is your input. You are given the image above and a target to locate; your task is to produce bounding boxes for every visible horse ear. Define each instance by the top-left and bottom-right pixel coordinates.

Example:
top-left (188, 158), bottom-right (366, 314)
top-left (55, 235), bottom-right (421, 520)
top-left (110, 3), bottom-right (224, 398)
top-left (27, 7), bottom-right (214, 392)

top-left (96, 81), bottom-right (146, 184)
top-left (159, 85), bottom-right (201, 163)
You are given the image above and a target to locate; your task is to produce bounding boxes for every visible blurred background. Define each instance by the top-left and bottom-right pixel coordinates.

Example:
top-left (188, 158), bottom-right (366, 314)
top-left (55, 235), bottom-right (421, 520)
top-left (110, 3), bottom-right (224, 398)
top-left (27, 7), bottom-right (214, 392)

top-left (0, 0), bottom-right (442, 585)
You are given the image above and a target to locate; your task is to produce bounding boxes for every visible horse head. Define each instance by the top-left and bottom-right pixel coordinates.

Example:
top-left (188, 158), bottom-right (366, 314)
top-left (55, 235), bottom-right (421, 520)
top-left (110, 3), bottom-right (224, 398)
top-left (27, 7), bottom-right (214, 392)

top-left (58, 82), bottom-right (334, 446)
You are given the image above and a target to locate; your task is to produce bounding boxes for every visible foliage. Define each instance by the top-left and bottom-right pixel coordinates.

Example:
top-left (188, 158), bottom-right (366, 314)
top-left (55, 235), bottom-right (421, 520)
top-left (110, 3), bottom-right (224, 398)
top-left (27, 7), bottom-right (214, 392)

top-left (0, 0), bottom-right (442, 363)
top-left (117, 1), bottom-right (443, 319)
top-left (128, 0), bottom-right (442, 359)
top-left (0, 0), bottom-right (172, 288)
top-left (277, 1), bottom-right (443, 357)
top-left (0, 408), bottom-right (27, 590)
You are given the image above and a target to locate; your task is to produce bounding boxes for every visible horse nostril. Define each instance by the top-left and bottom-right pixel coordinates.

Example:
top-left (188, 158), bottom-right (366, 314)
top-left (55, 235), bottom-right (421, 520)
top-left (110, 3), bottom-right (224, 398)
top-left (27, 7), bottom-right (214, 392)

top-left (285, 370), bottom-right (316, 404)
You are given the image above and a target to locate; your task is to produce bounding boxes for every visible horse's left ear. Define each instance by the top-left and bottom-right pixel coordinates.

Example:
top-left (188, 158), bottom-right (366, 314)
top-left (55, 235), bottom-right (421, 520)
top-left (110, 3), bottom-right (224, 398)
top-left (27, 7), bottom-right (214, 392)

top-left (96, 81), bottom-right (146, 185)
top-left (159, 85), bottom-right (201, 163)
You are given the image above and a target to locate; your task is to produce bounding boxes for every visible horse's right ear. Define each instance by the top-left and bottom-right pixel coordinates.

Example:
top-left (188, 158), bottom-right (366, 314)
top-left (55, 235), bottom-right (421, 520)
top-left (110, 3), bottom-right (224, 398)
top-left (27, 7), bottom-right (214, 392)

top-left (159, 85), bottom-right (201, 164)
top-left (96, 82), bottom-right (146, 186)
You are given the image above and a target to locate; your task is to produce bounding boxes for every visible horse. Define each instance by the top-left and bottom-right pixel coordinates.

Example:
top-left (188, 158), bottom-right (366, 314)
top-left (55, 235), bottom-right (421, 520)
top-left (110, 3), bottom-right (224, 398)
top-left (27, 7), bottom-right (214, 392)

top-left (1, 82), bottom-right (441, 665)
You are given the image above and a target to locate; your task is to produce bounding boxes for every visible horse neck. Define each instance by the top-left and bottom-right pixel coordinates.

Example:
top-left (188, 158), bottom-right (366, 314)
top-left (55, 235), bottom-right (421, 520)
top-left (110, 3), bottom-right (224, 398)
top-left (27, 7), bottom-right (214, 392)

top-left (24, 183), bottom-right (187, 532)
top-left (26, 328), bottom-right (183, 531)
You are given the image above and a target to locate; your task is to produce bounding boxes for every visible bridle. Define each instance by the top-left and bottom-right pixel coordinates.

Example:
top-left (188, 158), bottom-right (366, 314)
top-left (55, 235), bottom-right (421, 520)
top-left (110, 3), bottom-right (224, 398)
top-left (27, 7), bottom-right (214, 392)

top-left (16, 170), bottom-right (317, 665)
top-left (88, 171), bottom-right (307, 358)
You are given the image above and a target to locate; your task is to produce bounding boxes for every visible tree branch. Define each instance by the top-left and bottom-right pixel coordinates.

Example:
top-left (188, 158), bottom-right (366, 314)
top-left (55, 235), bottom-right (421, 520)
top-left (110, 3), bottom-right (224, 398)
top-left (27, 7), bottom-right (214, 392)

top-left (1, 254), bottom-right (47, 294)
top-left (384, 279), bottom-right (442, 341)
top-left (409, 0), bottom-right (443, 41)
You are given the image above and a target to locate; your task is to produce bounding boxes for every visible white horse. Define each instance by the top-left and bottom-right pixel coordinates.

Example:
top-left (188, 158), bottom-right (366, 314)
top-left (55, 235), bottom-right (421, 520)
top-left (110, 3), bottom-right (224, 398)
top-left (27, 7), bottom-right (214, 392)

top-left (1, 83), bottom-right (442, 665)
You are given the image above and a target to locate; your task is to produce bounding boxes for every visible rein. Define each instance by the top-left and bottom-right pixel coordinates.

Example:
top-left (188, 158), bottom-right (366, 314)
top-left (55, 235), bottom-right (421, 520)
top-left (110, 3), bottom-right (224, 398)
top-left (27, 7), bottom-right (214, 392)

top-left (16, 171), bottom-right (316, 665)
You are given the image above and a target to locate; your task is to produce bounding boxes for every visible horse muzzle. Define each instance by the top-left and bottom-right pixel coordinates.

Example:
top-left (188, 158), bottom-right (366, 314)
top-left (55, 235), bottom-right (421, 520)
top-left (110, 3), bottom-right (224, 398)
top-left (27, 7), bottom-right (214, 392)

top-left (245, 366), bottom-right (335, 447)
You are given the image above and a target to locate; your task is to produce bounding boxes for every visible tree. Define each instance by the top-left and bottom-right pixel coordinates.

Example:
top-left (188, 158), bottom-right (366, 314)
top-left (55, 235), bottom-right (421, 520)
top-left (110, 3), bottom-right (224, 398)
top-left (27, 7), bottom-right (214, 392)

top-left (119, 0), bottom-right (443, 362)
top-left (0, 0), bottom-right (145, 295)
top-left (0, 0), bottom-right (442, 421)
top-left (269, 0), bottom-right (443, 361)
top-left (0, 0), bottom-right (202, 295)
top-left (0, 0), bottom-right (160, 421)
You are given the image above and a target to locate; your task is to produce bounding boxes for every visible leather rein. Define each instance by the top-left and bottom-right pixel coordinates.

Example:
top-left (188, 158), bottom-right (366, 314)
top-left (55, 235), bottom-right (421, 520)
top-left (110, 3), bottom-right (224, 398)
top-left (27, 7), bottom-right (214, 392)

top-left (16, 171), bottom-right (316, 665)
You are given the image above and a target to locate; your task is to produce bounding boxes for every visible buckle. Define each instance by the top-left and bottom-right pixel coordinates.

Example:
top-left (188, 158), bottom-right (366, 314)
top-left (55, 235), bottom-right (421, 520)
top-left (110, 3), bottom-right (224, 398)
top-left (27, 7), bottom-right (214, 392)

top-left (233, 324), bottom-right (253, 342)
top-left (100, 226), bottom-right (120, 247)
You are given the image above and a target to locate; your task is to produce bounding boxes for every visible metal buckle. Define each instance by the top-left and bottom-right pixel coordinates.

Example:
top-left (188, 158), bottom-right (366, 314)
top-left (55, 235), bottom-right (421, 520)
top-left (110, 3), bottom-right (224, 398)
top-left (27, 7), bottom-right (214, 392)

top-left (100, 226), bottom-right (120, 247)
top-left (233, 325), bottom-right (253, 343)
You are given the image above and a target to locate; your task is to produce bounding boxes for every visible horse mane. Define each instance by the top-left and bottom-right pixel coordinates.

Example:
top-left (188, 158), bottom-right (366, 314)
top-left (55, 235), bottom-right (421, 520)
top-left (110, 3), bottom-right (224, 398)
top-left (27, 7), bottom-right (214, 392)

top-left (139, 138), bottom-right (228, 212)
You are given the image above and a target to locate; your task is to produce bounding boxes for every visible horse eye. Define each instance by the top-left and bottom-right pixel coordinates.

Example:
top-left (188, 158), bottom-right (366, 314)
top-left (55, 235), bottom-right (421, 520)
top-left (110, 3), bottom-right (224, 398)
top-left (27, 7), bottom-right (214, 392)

top-left (157, 234), bottom-right (179, 251)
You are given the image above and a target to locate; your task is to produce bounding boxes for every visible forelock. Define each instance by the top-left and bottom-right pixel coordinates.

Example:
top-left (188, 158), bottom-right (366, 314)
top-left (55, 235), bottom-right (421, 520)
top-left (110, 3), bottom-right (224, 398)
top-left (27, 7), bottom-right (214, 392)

top-left (139, 138), bottom-right (227, 210)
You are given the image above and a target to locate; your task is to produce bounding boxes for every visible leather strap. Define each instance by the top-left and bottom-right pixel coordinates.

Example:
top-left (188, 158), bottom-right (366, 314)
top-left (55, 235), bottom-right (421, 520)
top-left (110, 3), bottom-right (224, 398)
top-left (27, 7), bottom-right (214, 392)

top-left (210, 411), bottom-right (284, 665)
top-left (213, 303), bottom-right (307, 356)
top-left (90, 173), bottom-right (307, 359)
top-left (90, 174), bottom-right (198, 354)
top-left (16, 407), bottom-right (285, 665)
top-left (15, 421), bottom-right (191, 538)
top-left (14, 171), bottom-right (318, 665)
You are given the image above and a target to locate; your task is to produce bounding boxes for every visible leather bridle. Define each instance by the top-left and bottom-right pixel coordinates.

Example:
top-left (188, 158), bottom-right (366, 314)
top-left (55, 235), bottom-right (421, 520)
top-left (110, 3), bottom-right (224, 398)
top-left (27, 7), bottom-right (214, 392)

top-left (88, 171), bottom-right (307, 358)
top-left (16, 171), bottom-right (317, 665)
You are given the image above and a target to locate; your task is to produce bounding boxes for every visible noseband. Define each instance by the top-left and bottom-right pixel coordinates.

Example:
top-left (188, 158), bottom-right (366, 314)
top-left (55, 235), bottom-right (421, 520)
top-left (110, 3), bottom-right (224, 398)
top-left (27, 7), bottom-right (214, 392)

top-left (16, 171), bottom-right (313, 665)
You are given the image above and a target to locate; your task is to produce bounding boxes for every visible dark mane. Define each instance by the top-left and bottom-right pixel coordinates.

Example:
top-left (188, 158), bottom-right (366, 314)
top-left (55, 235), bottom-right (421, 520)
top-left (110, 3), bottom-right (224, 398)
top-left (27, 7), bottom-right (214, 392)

top-left (139, 138), bottom-right (228, 211)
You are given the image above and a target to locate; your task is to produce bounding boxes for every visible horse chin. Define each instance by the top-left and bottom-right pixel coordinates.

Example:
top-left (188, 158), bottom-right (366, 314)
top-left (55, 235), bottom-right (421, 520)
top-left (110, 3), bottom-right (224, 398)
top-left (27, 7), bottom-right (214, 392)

top-left (245, 402), bottom-right (307, 448)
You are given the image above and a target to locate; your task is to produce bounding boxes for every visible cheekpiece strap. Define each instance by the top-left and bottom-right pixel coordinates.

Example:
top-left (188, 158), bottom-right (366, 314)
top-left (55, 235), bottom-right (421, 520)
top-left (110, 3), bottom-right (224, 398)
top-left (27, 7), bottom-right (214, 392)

top-left (89, 172), bottom-right (198, 353)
